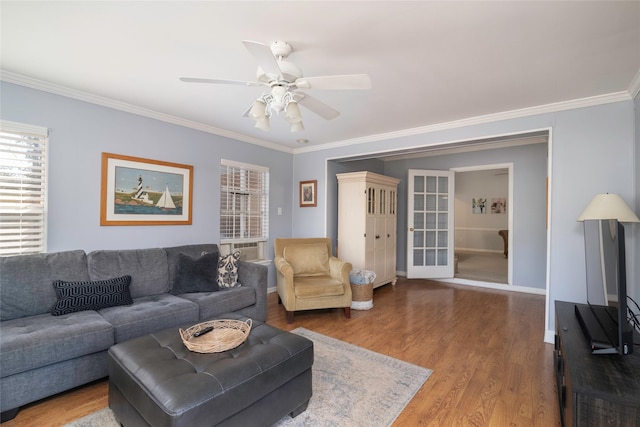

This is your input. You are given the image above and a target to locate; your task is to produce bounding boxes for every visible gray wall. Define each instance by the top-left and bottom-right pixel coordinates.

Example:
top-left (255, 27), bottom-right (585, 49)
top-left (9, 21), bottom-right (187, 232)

top-left (294, 100), bottom-right (637, 338)
top-left (1, 82), bottom-right (294, 287)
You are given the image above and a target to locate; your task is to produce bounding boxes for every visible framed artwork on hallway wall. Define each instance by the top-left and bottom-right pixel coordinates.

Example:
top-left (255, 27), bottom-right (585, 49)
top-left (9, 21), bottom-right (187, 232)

top-left (472, 197), bottom-right (487, 214)
top-left (100, 152), bottom-right (193, 226)
top-left (491, 198), bottom-right (507, 214)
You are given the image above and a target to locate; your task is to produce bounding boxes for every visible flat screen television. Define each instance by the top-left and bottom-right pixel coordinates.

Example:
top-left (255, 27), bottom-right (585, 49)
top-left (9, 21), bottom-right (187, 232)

top-left (575, 219), bottom-right (633, 355)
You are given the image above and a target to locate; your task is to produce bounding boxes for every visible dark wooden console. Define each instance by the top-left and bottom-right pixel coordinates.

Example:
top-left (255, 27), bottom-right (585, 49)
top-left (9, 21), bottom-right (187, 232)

top-left (555, 301), bottom-right (640, 426)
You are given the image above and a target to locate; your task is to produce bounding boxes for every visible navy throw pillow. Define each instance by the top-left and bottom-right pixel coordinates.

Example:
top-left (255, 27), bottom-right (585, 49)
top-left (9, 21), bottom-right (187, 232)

top-left (171, 251), bottom-right (220, 294)
top-left (51, 275), bottom-right (133, 316)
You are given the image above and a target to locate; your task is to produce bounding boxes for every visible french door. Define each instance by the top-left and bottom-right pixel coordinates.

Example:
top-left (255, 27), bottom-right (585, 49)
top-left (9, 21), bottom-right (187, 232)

top-left (406, 169), bottom-right (455, 278)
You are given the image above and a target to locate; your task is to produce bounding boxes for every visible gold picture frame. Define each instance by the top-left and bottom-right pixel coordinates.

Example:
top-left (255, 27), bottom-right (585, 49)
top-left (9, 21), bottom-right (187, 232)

top-left (299, 180), bottom-right (317, 207)
top-left (100, 152), bottom-right (193, 225)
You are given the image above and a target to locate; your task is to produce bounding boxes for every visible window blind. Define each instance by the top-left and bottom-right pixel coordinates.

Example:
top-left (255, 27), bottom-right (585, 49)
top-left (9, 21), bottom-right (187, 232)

top-left (0, 121), bottom-right (48, 256)
top-left (220, 159), bottom-right (268, 243)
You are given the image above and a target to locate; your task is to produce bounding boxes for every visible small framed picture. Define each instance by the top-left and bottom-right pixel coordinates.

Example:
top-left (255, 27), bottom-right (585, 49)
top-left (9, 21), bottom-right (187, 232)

top-left (299, 180), bottom-right (317, 207)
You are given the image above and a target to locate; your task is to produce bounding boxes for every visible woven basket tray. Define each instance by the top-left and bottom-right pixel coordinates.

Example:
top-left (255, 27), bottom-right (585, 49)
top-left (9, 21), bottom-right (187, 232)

top-left (180, 319), bottom-right (252, 354)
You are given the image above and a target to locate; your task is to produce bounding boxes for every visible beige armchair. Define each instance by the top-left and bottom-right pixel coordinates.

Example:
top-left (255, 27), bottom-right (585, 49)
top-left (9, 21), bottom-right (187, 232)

top-left (274, 238), bottom-right (352, 323)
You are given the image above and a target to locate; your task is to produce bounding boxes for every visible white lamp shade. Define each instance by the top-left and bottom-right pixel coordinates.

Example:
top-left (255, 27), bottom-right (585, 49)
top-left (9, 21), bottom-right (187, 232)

top-left (290, 121), bottom-right (304, 132)
top-left (254, 117), bottom-right (270, 131)
top-left (285, 101), bottom-right (302, 123)
top-left (249, 100), bottom-right (266, 120)
top-left (577, 193), bottom-right (640, 222)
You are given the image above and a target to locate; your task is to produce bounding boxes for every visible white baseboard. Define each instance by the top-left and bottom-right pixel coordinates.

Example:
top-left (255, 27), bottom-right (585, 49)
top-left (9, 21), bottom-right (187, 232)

top-left (544, 329), bottom-right (555, 344)
top-left (431, 277), bottom-right (546, 295)
top-left (396, 271), bottom-right (545, 296)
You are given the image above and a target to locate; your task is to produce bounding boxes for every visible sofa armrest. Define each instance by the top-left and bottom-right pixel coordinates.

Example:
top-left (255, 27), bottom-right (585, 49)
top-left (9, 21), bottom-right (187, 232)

top-left (237, 260), bottom-right (268, 321)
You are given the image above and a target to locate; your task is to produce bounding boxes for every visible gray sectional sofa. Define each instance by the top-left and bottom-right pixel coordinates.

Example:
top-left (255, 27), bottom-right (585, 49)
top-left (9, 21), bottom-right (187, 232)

top-left (0, 243), bottom-right (267, 421)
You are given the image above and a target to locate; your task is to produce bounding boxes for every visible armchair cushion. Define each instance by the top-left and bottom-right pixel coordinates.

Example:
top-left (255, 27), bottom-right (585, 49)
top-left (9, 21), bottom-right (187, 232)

top-left (283, 243), bottom-right (330, 276)
top-left (293, 275), bottom-right (345, 298)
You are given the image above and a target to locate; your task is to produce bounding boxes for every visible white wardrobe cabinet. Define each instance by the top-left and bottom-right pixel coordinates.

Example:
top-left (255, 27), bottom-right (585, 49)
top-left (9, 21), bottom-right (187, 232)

top-left (337, 171), bottom-right (400, 288)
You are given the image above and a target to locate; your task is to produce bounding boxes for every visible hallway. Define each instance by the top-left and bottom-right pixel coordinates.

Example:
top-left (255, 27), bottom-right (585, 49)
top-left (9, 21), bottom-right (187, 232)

top-left (455, 250), bottom-right (508, 284)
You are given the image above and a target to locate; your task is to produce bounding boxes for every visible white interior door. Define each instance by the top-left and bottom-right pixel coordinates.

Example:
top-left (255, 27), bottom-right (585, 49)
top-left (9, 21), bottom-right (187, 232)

top-left (407, 169), bottom-right (455, 278)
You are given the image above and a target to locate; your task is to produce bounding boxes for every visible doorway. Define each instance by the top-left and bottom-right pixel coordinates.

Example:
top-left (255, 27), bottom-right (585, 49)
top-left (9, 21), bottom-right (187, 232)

top-left (452, 165), bottom-right (512, 285)
top-left (326, 130), bottom-right (548, 293)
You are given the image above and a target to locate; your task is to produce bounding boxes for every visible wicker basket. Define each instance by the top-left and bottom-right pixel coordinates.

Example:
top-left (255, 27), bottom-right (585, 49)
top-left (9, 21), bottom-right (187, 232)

top-left (351, 282), bottom-right (373, 302)
top-left (180, 319), bottom-right (252, 354)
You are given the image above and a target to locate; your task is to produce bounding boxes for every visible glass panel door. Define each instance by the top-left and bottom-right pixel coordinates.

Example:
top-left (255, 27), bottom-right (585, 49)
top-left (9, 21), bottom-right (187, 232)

top-left (406, 169), bottom-right (454, 278)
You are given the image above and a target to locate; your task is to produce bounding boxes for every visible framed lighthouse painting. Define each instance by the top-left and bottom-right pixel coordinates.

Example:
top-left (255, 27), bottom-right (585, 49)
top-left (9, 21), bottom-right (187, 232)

top-left (100, 153), bottom-right (193, 226)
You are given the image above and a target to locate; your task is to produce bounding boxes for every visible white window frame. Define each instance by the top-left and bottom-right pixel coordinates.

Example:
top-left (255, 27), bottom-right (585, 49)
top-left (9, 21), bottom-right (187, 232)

top-left (0, 120), bottom-right (49, 256)
top-left (219, 159), bottom-right (269, 261)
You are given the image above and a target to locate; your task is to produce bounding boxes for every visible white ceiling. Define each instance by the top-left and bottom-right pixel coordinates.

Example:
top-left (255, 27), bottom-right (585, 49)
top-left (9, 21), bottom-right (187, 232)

top-left (2, 1), bottom-right (639, 152)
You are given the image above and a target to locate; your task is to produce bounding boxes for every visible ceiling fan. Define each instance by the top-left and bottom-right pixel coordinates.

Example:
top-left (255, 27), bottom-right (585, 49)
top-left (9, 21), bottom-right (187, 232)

top-left (179, 40), bottom-right (371, 132)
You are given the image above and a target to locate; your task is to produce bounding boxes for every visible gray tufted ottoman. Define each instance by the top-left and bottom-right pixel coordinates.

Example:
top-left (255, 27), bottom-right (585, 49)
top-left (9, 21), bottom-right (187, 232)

top-left (108, 315), bottom-right (313, 427)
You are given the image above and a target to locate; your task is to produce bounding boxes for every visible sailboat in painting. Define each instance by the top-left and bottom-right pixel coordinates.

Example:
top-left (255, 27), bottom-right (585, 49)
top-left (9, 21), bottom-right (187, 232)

top-left (156, 185), bottom-right (176, 210)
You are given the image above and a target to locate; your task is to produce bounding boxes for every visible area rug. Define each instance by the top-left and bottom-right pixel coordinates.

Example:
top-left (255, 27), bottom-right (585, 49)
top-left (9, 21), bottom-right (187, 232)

top-left (64, 328), bottom-right (432, 427)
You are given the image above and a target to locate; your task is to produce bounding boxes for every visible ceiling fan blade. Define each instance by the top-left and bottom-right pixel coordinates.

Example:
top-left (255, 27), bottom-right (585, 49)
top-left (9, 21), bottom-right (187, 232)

top-left (295, 74), bottom-right (371, 90)
top-left (179, 77), bottom-right (264, 87)
top-left (242, 40), bottom-right (282, 78)
top-left (295, 92), bottom-right (340, 120)
top-left (241, 102), bottom-right (255, 118)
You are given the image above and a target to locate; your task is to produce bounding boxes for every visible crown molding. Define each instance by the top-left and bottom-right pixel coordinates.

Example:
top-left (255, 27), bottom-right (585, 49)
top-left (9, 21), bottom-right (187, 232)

top-left (2, 70), bottom-right (633, 156)
top-left (629, 68), bottom-right (640, 99)
top-left (293, 90), bottom-right (632, 154)
top-left (0, 71), bottom-right (294, 154)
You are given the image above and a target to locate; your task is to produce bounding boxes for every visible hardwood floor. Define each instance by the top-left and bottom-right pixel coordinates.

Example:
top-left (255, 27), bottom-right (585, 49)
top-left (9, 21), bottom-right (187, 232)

top-left (2, 278), bottom-right (560, 426)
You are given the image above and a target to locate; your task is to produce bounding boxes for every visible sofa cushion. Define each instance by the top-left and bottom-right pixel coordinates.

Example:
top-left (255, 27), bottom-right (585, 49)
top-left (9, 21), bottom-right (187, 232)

top-left (178, 287), bottom-right (256, 320)
top-left (51, 275), bottom-right (133, 316)
top-left (283, 243), bottom-right (330, 276)
top-left (217, 251), bottom-right (241, 289)
top-left (0, 311), bottom-right (114, 377)
top-left (164, 244), bottom-right (220, 291)
top-left (171, 252), bottom-right (219, 295)
top-left (98, 294), bottom-right (198, 343)
top-left (0, 250), bottom-right (89, 321)
top-left (87, 248), bottom-right (169, 298)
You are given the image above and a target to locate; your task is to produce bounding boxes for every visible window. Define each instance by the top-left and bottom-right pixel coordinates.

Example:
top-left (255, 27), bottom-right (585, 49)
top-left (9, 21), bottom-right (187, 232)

top-left (0, 121), bottom-right (48, 256)
top-left (219, 159), bottom-right (268, 261)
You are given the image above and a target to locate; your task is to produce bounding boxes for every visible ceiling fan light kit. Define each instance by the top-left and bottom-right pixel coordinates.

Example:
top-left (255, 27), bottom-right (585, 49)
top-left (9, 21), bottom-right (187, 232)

top-left (255, 117), bottom-right (270, 131)
top-left (290, 121), bottom-right (305, 133)
top-left (249, 87), bottom-right (302, 132)
top-left (285, 101), bottom-right (302, 124)
top-left (179, 40), bottom-right (371, 134)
